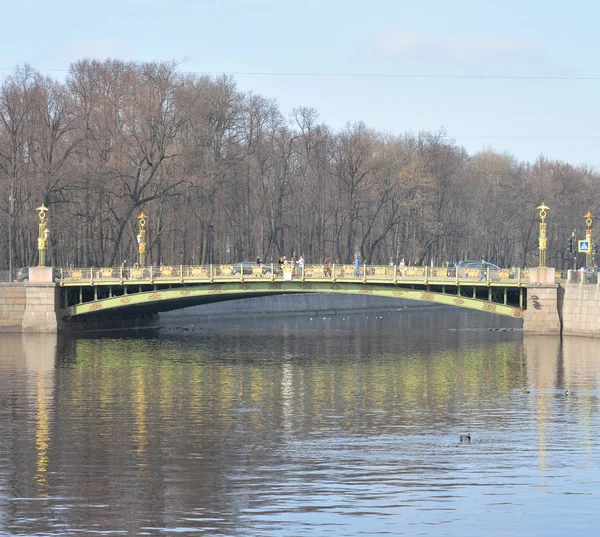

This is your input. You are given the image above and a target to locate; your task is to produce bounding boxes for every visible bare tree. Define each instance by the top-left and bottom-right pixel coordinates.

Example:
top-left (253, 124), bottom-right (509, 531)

top-left (1, 61), bottom-right (599, 272)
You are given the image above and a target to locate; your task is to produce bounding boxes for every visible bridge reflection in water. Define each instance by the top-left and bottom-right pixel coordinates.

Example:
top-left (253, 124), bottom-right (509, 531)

top-left (56, 264), bottom-right (530, 320)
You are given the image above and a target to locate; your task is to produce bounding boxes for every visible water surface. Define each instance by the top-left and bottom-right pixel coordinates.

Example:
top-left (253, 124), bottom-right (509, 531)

top-left (0, 309), bottom-right (599, 536)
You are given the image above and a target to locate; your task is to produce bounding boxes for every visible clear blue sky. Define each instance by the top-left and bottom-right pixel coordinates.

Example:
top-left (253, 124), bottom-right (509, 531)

top-left (3, 0), bottom-right (600, 168)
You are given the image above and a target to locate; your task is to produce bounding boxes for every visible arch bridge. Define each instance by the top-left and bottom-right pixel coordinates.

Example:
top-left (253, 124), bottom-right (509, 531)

top-left (57, 263), bottom-right (529, 321)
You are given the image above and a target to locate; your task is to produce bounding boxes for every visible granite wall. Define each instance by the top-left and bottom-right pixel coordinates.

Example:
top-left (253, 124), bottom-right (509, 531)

top-left (0, 284), bottom-right (26, 332)
top-left (561, 280), bottom-right (600, 337)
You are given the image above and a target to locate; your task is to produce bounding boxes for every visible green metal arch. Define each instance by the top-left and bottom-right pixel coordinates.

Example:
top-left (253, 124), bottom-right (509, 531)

top-left (66, 281), bottom-right (524, 319)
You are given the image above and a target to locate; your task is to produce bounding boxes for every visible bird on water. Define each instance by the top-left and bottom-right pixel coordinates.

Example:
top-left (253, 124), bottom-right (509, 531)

top-left (460, 434), bottom-right (471, 443)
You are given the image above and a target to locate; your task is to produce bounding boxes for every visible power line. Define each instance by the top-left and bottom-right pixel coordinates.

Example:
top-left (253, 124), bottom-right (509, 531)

top-left (451, 135), bottom-right (600, 139)
top-left (1, 67), bottom-right (600, 81)
top-left (198, 72), bottom-right (600, 81)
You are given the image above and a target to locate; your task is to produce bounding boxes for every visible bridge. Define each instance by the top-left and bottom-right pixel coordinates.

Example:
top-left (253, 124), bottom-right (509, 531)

top-left (0, 263), bottom-right (574, 334)
top-left (55, 263), bottom-right (529, 320)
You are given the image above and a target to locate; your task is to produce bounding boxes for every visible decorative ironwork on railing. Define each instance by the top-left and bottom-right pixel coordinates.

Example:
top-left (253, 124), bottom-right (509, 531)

top-left (55, 264), bottom-right (531, 286)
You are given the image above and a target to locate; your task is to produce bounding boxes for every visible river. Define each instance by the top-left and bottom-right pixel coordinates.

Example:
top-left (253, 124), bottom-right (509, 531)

top-left (0, 308), bottom-right (599, 536)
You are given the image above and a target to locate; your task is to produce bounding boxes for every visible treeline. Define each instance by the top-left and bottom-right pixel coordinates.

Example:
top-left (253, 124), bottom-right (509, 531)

top-left (0, 59), bottom-right (598, 270)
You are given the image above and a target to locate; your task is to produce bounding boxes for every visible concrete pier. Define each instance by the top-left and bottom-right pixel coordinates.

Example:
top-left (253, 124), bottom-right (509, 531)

top-left (523, 267), bottom-right (561, 335)
top-left (21, 284), bottom-right (60, 333)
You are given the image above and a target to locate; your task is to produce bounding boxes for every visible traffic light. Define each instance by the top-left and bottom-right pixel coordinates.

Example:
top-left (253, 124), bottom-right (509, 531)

top-left (594, 243), bottom-right (598, 256)
top-left (568, 236), bottom-right (573, 253)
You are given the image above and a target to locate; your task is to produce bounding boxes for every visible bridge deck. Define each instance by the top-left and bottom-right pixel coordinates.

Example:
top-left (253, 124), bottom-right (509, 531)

top-left (57, 264), bottom-right (529, 287)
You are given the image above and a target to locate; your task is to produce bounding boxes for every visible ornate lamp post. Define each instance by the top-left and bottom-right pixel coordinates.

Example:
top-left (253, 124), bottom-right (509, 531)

top-left (137, 212), bottom-right (147, 267)
top-left (584, 210), bottom-right (594, 267)
top-left (36, 204), bottom-right (50, 267)
top-left (536, 202), bottom-right (549, 267)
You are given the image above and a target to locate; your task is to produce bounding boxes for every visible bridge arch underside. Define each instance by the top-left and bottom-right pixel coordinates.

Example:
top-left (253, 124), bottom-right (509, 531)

top-left (62, 281), bottom-right (524, 322)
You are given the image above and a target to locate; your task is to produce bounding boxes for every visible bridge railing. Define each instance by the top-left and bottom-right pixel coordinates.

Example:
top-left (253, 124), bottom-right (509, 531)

top-left (56, 264), bottom-right (530, 285)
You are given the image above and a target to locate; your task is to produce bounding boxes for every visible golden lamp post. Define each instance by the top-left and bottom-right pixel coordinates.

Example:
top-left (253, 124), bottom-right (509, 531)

top-left (584, 210), bottom-right (594, 267)
top-left (536, 202), bottom-right (549, 267)
top-left (36, 203), bottom-right (50, 267)
top-left (137, 212), bottom-right (147, 267)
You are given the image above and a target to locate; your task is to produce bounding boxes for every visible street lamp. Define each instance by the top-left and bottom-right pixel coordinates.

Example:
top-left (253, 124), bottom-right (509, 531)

top-left (36, 204), bottom-right (50, 267)
top-left (8, 190), bottom-right (15, 282)
top-left (584, 211), bottom-right (594, 267)
top-left (536, 202), bottom-right (549, 267)
top-left (137, 212), bottom-right (147, 267)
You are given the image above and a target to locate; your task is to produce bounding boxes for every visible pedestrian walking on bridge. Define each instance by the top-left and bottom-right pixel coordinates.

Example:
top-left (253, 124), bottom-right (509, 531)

top-left (354, 255), bottom-right (361, 277)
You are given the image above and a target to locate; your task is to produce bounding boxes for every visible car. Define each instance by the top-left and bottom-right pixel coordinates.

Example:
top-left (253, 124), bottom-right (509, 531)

top-left (16, 266), bottom-right (61, 282)
top-left (456, 260), bottom-right (510, 279)
top-left (578, 266), bottom-right (599, 283)
top-left (231, 261), bottom-right (272, 276)
top-left (461, 260), bottom-right (501, 271)
top-left (16, 267), bottom-right (29, 281)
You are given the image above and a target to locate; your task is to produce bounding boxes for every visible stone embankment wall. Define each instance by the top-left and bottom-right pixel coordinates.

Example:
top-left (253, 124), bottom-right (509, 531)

top-left (561, 277), bottom-right (600, 337)
top-left (0, 283), bottom-right (60, 333)
top-left (162, 294), bottom-right (432, 320)
top-left (0, 284), bottom-right (26, 332)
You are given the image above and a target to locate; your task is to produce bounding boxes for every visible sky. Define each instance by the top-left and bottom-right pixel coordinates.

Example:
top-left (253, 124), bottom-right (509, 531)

top-left (2, 0), bottom-right (600, 168)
